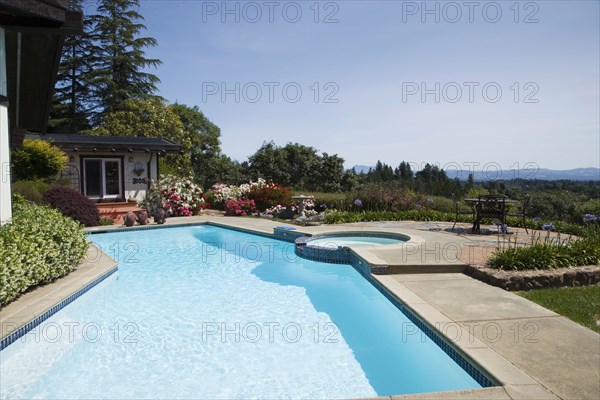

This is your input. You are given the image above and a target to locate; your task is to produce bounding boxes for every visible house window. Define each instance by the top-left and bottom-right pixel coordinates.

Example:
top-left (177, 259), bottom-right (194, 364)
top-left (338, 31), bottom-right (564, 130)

top-left (83, 158), bottom-right (123, 199)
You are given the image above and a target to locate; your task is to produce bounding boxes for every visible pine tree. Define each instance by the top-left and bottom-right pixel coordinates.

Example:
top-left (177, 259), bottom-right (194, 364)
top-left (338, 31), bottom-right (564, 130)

top-left (91, 0), bottom-right (162, 118)
top-left (48, 0), bottom-right (97, 133)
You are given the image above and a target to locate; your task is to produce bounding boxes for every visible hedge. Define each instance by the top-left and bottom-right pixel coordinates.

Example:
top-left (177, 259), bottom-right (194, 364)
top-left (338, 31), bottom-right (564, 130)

top-left (0, 197), bottom-right (89, 306)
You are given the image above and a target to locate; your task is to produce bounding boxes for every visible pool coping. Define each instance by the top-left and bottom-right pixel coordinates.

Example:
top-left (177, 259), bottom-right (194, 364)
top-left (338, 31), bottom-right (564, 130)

top-left (2, 216), bottom-right (596, 399)
top-left (0, 245), bottom-right (118, 349)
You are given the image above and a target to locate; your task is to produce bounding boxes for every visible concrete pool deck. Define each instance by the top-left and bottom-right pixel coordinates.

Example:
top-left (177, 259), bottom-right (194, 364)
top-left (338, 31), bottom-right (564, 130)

top-left (2, 216), bottom-right (598, 400)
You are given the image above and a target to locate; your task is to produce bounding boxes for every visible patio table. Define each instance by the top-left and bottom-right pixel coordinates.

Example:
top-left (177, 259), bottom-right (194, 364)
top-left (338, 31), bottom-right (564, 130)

top-left (464, 196), bottom-right (518, 233)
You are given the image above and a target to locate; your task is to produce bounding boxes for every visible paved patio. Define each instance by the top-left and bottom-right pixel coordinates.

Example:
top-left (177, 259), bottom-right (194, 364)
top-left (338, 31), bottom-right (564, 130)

top-left (2, 216), bottom-right (599, 399)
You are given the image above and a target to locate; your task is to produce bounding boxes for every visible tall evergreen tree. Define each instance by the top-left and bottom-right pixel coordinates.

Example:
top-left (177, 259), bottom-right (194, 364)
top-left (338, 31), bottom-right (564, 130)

top-left (91, 0), bottom-right (161, 118)
top-left (48, 0), bottom-right (97, 133)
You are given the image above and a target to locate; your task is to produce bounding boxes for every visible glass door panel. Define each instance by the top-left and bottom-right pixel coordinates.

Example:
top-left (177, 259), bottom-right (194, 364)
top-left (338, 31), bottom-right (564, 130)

top-left (104, 161), bottom-right (121, 196)
top-left (84, 159), bottom-right (102, 197)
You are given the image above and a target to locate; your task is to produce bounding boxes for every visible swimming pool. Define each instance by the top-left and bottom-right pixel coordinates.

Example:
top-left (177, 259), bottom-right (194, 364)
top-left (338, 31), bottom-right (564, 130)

top-left (0, 225), bottom-right (486, 399)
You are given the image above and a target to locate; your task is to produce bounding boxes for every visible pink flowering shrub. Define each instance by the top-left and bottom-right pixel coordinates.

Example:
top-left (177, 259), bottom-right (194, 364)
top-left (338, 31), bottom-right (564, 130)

top-left (139, 175), bottom-right (208, 217)
top-left (224, 199), bottom-right (258, 216)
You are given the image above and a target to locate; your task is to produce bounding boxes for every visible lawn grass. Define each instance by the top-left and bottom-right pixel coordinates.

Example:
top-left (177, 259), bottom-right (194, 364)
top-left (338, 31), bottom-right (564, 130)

top-left (518, 286), bottom-right (600, 332)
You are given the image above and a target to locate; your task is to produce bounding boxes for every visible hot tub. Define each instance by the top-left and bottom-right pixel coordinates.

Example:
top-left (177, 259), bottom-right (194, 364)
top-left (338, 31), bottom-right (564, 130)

top-left (295, 232), bottom-right (409, 264)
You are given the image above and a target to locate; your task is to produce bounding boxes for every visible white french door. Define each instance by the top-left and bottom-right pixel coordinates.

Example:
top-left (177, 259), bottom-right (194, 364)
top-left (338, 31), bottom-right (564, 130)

top-left (83, 158), bottom-right (122, 199)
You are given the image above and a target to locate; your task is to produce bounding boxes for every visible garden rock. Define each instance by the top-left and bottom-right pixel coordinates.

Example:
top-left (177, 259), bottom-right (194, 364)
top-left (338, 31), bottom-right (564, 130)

top-left (138, 210), bottom-right (149, 225)
top-left (154, 209), bottom-right (167, 224)
top-left (123, 211), bottom-right (137, 227)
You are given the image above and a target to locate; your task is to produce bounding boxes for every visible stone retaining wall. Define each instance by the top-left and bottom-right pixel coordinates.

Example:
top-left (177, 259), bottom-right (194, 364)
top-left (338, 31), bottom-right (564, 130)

top-left (464, 265), bottom-right (600, 291)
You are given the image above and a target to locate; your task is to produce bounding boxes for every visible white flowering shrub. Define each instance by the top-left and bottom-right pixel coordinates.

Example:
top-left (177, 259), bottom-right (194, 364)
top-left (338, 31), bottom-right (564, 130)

top-left (0, 196), bottom-right (89, 306)
top-left (208, 178), bottom-right (270, 210)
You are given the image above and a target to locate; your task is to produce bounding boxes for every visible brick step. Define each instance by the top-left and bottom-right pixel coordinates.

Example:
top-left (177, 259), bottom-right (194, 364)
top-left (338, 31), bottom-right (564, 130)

top-left (97, 202), bottom-right (142, 222)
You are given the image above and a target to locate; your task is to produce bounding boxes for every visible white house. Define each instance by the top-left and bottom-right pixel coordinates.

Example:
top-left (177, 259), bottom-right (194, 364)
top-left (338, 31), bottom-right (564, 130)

top-left (0, 0), bottom-right (83, 225)
top-left (35, 134), bottom-right (182, 203)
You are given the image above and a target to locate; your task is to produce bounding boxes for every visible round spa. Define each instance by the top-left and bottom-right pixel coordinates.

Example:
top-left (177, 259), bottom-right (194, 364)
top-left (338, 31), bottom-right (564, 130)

top-left (294, 232), bottom-right (409, 264)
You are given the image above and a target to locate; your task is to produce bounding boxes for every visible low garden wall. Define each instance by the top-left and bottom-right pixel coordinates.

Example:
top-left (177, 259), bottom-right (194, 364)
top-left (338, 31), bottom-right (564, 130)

top-left (464, 265), bottom-right (600, 291)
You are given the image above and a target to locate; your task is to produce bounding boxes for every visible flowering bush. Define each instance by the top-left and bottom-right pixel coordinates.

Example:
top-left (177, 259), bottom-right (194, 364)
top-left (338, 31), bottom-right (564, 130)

top-left (139, 175), bottom-right (208, 217)
top-left (208, 178), bottom-right (292, 214)
top-left (224, 199), bottom-right (258, 216)
top-left (209, 178), bottom-right (266, 209)
top-left (262, 204), bottom-right (287, 216)
top-left (247, 181), bottom-right (293, 212)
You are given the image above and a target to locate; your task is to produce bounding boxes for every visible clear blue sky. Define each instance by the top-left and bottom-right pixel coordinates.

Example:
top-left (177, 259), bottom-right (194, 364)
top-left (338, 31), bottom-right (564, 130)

top-left (92, 0), bottom-right (600, 171)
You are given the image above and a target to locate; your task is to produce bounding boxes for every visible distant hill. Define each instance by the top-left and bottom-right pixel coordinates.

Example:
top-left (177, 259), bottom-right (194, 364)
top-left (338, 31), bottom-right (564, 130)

top-left (351, 166), bottom-right (600, 181)
top-left (352, 165), bottom-right (373, 174)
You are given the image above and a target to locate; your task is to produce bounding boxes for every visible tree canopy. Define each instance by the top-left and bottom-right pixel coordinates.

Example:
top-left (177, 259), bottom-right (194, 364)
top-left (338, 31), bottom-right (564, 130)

top-left (50, 0), bottom-right (162, 131)
top-left (247, 142), bottom-right (348, 191)
top-left (91, 0), bottom-right (162, 115)
top-left (48, 0), bottom-right (96, 133)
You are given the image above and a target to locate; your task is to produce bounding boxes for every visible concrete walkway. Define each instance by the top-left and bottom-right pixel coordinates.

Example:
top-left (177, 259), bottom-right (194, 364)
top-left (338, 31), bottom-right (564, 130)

top-left (3, 216), bottom-right (599, 399)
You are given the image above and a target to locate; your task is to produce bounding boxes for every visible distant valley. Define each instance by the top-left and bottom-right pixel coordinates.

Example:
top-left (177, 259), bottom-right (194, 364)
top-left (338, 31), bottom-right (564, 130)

top-left (351, 166), bottom-right (600, 181)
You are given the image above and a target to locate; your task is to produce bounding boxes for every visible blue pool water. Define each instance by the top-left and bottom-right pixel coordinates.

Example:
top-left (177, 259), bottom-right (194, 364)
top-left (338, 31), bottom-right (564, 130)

top-left (0, 225), bottom-right (483, 399)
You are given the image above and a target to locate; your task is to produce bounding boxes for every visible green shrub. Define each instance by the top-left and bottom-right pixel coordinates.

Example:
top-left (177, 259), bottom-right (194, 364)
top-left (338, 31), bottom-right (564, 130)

top-left (11, 180), bottom-right (50, 204)
top-left (0, 198), bottom-right (89, 306)
top-left (11, 138), bottom-right (68, 181)
top-left (99, 218), bottom-right (115, 226)
top-left (489, 226), bottom-right (600, 271)
top-left (324, 209), bottom-right (465, 224)
top-left (527, 191), bottom-right (582, 223)
top-left (345, 186), bottom-right (428, 212)
top-left (577, 199), bottom-right (600, 220)
top-left (425, 195), bottom-right (456, 214)
top-left (309, 192), bottom-right (348, 211)
top-left (43, 187), bottom-right (101, 227)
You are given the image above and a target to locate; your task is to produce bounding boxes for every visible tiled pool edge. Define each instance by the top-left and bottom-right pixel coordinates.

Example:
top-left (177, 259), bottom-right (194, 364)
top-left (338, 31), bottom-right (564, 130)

top-left (86, 220), bottom-right (278, 240)
top-left (368, 275), bottom-right (498, 388)
top-left (0, 265), bottom-right (118, 350)
top-left (87, 222), bottom-right (498, 389)
top-left (346, 251), bottom-right (498, 389)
